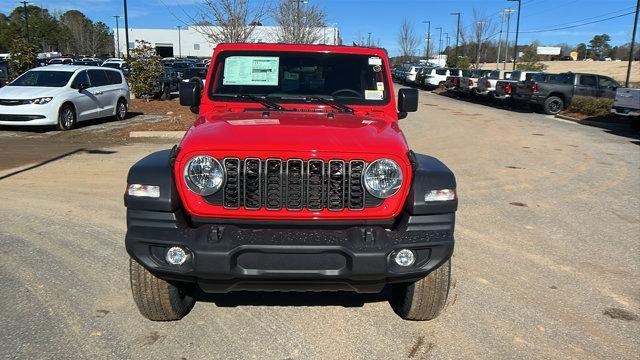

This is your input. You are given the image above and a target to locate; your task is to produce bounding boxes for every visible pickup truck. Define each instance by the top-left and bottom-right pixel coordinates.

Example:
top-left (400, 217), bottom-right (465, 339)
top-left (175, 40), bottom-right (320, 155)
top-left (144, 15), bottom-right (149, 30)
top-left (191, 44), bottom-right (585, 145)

top-left (611, 87), bottom-right (640, 117)
top-left (475, 70), bottom-right (512, 98)
top-left (423, 68), bottom-right (464, 89)
top-left (513, 72), bottom-right (619, 115)
top-left (494, 70), bottom-right (543, 99)
top-left (445, 70), bottom-right (472, 92)
top-left (459, 69), bottom-right (492, 97)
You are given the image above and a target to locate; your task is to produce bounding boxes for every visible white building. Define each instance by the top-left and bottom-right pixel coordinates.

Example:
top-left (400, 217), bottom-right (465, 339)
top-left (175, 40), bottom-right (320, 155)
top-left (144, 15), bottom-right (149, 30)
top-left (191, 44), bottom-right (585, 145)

top-left (114, 25), bottom-right (341, 58)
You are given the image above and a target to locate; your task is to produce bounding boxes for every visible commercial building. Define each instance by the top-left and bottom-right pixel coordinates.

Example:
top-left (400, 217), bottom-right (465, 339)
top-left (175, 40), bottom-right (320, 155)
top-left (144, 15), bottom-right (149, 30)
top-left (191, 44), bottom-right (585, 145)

top-left (114, 25), bottom-right (341, 58)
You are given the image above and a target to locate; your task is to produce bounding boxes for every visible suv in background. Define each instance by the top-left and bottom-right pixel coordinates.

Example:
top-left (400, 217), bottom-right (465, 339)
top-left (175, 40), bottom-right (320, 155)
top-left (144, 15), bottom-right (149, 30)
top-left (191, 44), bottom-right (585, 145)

top-left (125, 43), bottom-right (457, 322)
top-left (404, 65), bottom-right (422, 84)
top-left (153, 67), bottom-right (182, 100)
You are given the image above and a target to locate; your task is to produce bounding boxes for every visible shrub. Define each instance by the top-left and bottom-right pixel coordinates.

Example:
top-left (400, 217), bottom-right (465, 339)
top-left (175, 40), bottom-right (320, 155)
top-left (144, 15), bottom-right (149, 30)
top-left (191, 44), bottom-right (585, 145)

top-left (8, 37), bottom-right (39, 81)
top-left (568, 96), bottom-right (614, 117)
top-left (128, 40), bottom-right (163, 99)
top-left (447, 55), bottom-right (471, 69)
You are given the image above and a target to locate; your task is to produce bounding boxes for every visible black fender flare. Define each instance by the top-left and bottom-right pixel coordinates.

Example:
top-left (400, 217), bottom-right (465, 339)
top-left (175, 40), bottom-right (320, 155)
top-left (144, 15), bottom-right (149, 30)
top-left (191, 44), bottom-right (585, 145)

top-left (124, 147), bottom-right (181, 212)
top-left (404, 151), bottom-right (458, 215)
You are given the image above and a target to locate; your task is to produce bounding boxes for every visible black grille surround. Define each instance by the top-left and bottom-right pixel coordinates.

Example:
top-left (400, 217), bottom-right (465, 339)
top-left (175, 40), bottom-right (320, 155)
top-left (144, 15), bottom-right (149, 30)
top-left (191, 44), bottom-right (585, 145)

top-left (206, 158), bottom-right (384, 211)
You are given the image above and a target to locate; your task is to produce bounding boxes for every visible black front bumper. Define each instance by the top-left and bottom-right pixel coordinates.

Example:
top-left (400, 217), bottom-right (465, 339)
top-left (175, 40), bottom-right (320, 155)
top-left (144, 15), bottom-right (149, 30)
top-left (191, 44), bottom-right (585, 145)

top-left (125, 210), bottom-right (455, 293)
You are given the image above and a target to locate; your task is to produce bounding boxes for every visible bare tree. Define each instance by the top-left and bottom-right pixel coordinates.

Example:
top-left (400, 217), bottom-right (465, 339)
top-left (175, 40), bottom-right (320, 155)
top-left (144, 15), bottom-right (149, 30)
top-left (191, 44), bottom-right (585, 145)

top-left (398, 18), bottom-right (419, 60)
top-left (190, 0), bottom-right (268, 43)
top-left (470, 9), bottom-right (495, 68)
top-left (272, 0), bottom-right (326, 44)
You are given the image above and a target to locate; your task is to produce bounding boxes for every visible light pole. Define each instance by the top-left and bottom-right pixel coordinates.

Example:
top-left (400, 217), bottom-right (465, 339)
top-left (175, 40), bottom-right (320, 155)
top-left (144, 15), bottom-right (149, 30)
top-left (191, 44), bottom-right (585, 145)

top-left (422, 20), bottom-right (431, 59)
top-left (435, 27), bottom-right (442, 59)
top-left (19, 1), bottom-right (30, 40)
top-left (503, 8), bottom-right (515, 69)
top-left (451, 12), bottom-right (461, 59)
top-left (113, 16), bottom-right (121, 58)
top-left (177, 25), bottom-right (182, 58)
top-left (123, 0), bottom-right (130, 58)
top-left (626, 0), bottom-right (639, 87)
top-left (444, 33), bottom-right (450, 49)
top-left (508, 0), bottom-right (522, 70)
top-left (496, 10), bottom-right (505, 69)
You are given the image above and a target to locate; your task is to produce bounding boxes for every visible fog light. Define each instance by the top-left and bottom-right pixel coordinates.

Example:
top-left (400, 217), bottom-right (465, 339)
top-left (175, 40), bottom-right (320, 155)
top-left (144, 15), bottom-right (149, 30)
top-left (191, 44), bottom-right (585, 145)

top-left (394, 249), bottom-right (415, 267)
top-left (166, 246), bottom-right (188, 265)
top-left (424, 189), bottom-right (456, 202)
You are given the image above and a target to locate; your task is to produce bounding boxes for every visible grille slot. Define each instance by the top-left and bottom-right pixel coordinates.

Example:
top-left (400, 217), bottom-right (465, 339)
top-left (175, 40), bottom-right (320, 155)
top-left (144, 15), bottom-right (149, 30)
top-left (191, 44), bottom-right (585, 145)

top-left (206, 158), bottom-right (378, 211)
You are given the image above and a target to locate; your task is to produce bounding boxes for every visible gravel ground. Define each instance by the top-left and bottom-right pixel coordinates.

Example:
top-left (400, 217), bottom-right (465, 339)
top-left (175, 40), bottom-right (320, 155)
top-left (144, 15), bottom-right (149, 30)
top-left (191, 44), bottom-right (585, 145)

top-left (0, 88), bottom-right (638, 359)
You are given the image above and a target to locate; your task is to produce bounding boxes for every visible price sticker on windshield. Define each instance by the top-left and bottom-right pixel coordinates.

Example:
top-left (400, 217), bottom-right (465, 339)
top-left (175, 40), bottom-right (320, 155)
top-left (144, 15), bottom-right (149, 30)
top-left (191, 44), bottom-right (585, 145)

top-left (365, 90), bottom-right (384, 100)
top-left (368, 57), bottom-right (382, 66)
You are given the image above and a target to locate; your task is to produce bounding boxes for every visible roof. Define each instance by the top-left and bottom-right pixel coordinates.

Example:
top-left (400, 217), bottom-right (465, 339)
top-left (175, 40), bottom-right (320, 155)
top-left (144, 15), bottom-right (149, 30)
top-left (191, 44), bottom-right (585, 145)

top-left (213, 43), bottom-right (387, 56)
top-left (31, 65), bottom-right (111, 72)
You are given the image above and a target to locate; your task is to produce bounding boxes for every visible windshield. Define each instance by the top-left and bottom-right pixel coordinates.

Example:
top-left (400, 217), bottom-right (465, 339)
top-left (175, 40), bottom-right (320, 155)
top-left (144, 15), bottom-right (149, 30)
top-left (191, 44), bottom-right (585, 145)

top-left (210, 51), bottom-right (390, 105)
top-left (9, 70), bottom-right (73, 87)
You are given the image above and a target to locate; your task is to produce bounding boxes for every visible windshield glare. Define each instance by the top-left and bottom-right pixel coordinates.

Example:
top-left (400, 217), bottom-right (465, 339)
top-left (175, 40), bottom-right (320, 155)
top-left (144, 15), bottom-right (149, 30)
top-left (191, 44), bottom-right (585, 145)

top-left (9, 70), bottom-right (73, 87)
top-left (211, 52), bottom-right (389, 105)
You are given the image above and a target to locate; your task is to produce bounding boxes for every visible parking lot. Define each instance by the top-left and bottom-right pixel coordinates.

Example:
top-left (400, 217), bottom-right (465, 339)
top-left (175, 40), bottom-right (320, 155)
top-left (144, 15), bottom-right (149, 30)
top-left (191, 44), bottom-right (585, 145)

top-left (0, 86), bottom-right (638, 359)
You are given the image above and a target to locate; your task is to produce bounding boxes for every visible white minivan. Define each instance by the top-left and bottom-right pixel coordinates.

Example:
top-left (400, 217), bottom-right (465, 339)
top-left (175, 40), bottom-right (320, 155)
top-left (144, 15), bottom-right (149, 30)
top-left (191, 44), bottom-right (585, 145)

top-left (0, 65), bottom-right (130, 130)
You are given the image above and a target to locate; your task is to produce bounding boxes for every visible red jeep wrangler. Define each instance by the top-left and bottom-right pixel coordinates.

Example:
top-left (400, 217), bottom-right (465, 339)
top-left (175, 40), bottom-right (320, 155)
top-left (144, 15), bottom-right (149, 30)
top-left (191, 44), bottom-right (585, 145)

top-left (125, 43), bottom-right (457, 321)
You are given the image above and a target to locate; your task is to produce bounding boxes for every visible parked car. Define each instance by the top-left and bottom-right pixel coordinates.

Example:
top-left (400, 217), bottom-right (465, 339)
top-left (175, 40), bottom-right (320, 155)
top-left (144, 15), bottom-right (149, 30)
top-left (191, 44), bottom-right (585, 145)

top-left (0, 65), bottom-right (130, 130)
top-left (48, 57), bottom-right (74, 65)
top-left (414, 67), bottom-right (433, 86)
top-left (444, 70), bottom-right (472, 92)
top-left (494, 70), bottom-right (543, 99)
top-left (611, 87), bottom-right (640, 118)
top-left (102, 61), bottom-right (131, 76)
top-left (459, 69), bottom-right (493, 96)
top-left (74, 60), bottom-right (102, 67)
top-left (125, 43), bottom-right (458, 322)
top-left (514, 72), bottom-right (619, 115)
top-left (424, 68), bottom-right (465, 89)
top-left (404, 65), bottom-right (422, 84)
top-left (475, 70), bottom-right (512, 98)
top-left (0, 63), bottom-right (7, 87)
top-left (394, 67), bottom-right (406, 82)
top-left (153, 67), bottom-right (182, 100)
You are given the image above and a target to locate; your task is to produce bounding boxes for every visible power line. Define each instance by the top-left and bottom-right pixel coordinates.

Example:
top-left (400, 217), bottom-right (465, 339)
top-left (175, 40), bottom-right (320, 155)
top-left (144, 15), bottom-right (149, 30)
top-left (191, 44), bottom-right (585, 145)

top-left (516, 11), bottom-right (635, 33)
top-left (521, 6), bottom-right (635, 32)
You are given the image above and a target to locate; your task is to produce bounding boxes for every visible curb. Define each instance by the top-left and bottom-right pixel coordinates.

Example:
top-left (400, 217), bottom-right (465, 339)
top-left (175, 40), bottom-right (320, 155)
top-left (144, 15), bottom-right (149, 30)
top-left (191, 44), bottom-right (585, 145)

top-left (554, 114), bottom-right (581, 122)
top-left (129, 131), bottom-right (185, 139)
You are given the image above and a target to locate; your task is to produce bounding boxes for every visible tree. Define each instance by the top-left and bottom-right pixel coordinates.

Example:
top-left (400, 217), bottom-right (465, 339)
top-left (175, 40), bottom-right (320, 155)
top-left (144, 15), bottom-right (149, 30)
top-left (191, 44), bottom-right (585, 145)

top-left (470, 10), bottom-right (495, 68)
top-left (273, 0), bottom-right (326, 44)
top-left (576, 43), bottom-right (587, 60)
top-left (190, 0), bottom-right (268, 44)
top-left (398, 18), bottom-right (419, 61)
top-left (59, 10), bottom-right (113, 56)
top-left (8, 37), bottom-right (39, 80)
top-left (588, 34), bottom-right (611, 60)
top-left (516, 44), bottom-right (547, 71)
top-left (8, 6), bottom-right (59, 52)
top-left (446, 55), bottom-right (471, 69)
top-left (128, 40), bottom-right (163, 99)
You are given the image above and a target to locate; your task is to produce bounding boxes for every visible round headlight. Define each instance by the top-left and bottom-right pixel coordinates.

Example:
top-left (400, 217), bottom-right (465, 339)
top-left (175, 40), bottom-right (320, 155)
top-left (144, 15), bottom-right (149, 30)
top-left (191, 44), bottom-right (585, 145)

top-left (364, 158), bottom-right (403, 199)
top-left (183, 155), bottom-right (224, 196)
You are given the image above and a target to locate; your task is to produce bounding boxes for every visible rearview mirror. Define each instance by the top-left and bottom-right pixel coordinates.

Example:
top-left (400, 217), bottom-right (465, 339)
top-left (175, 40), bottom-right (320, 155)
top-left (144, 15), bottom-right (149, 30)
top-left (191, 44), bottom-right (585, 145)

top-left (179, 77), bottom-right (203, 113)
top-left (397, 88), bottom-right (418, 119)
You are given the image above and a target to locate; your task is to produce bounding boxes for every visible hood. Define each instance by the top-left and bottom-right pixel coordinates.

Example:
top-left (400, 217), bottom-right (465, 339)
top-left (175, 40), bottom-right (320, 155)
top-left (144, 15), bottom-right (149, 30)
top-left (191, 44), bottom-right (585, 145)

top-left (180, 111), bottom-right (409, 157)
top-left (0, 86), bottom-right (66, 99)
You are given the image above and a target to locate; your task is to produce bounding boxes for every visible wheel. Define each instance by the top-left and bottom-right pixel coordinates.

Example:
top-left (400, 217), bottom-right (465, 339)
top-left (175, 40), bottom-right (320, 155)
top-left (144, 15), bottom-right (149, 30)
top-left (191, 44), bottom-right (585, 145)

top-left (438, 81), bottom-right (445, 88)
top-left (129, 258), bottom-right (195, 321)
top-left (160, 86), bottom-right (170, 101)
top-left (56, 104), bottom-right (76, 131)
top-left (390, 260), bottom-right (451, 321)
top-left (543, 96), bottom-right (564, 115)
top-left (115, 98), bottom-right (128, 121)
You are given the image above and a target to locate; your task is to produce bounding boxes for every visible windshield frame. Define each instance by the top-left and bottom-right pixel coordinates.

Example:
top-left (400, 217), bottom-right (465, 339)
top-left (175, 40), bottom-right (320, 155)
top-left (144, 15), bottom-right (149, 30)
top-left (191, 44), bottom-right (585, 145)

top-left (8, 70), bottom-right (74, 87)
top-left (207, 50), bottom-right (392, 107)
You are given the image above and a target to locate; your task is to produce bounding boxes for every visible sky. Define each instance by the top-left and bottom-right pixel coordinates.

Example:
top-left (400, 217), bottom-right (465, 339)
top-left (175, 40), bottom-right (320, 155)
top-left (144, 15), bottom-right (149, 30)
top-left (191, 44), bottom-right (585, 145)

top-left (1, 0), bottom-right (638, 56)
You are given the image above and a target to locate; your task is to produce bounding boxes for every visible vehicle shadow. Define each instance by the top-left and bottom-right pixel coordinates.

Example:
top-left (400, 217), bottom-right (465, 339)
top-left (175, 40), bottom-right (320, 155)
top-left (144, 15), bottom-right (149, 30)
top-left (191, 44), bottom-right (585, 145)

top-left (578, 117), bottom-right (640, 140)
top-left (193, 287), bottom-right (391, 308)
top-left (0, 112), bottom-right (143, 133)
top-left (0, 148), bottom-right (117, 180)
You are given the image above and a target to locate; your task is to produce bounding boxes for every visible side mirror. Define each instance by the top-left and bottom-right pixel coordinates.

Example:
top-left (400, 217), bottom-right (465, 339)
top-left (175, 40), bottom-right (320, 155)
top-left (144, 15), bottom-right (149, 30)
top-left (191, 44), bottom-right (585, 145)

top-left (179, 77), bottom-right (203, 113)
top-left (78, 83), bottom-right (90, 92)
top-left (397, 88), bottom-right (418, 119)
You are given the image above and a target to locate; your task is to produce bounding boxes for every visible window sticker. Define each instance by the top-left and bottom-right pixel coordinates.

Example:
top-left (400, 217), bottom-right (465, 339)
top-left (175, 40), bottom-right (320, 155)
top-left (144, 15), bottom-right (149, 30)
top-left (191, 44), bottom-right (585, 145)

top-left (376, 82), bottom-right (385, 91)
top-left (368, 57), bottom-right (382, 66)
top-left (365, 90), bottom-right (384, 100)
top-left (223, 56), bottom-right (279, 86)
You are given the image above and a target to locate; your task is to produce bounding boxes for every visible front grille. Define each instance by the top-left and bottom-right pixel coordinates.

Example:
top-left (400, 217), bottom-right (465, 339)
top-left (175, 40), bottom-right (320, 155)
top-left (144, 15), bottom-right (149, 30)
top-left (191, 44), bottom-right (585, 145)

top-left (207, 158), bottom-right (383, 211)
top-left (0, 99), bottom-right (30, 106)
top-left (0, 114), bottom-right (45, 121)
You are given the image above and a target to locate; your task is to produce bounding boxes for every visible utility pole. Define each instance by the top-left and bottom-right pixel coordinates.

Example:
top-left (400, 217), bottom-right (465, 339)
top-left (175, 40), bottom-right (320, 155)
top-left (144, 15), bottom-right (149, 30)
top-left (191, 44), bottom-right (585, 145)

top-left (496, 10), bottom-right (505, 69)
top-left (19, 1), bottom-right (30, 41)
top-left (508, 0), bottom-right (522, 70)
top-left (368, 32), bottom-right (371, 46)
top-left (113, 16), bottom-right (121, 58)
top-left (451, 13), bottom-right (461, 60)
top-left (123, 0), bottom-right (130, 58)
top-left (177, 26), bottom-right (182, 58)
top-left (626, 0), bottom-right (639, 87)
top-left (436, 27), bottom-right (443, 59)
top-left (422, 21), bottom-right (431, 59)
top-left (444, 33), bottom-right (450, 49)
top-left (503, 8), bottom-right (515, 69)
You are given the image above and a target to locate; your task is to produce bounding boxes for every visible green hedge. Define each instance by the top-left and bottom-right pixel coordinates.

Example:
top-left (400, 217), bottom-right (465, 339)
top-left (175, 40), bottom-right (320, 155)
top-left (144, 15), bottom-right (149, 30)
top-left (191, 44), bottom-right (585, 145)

top-left (568, 96), bottom-right (614, 117)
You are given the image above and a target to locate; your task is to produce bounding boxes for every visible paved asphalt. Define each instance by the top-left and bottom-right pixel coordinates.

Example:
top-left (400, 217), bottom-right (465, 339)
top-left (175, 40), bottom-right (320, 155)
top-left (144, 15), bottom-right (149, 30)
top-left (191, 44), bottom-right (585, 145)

top-left (0, 90), bottom-right (638, 359)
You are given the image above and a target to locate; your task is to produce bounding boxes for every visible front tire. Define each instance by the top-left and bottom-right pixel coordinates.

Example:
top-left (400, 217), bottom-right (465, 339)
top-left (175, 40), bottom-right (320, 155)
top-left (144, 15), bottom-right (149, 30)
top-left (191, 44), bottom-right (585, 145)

top-left (160, 86), bottom-right (170, 101)
top-left (56, 104), bottom-right (76, 131)
top-left (543, 96), bottom-right (564, 115)
top-left (390, 260), bottom-right (451, 321)
top-left (115, 98), bottom-right (128, 121)
top-left (129, 258), bottom-right (195, 321)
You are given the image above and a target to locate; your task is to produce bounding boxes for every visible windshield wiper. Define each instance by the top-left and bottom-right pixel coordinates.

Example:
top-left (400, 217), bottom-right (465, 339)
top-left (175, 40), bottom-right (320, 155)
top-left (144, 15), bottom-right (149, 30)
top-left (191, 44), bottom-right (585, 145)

top-left (216, 94), bottom-right (287, 111)
top-left (305, 96), bottom-right (355, 114)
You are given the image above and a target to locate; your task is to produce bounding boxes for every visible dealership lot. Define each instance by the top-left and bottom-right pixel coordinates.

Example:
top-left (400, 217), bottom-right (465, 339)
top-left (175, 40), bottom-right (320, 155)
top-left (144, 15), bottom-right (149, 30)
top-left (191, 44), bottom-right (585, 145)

top-left (0, 89), bottom-right (638, 359)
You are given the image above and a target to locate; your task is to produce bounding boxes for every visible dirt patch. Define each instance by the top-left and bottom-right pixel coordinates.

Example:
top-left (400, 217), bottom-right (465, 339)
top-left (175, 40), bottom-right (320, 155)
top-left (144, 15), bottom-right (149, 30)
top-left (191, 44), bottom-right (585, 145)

top-left (126, 98), bottom-right (196, 132)
top-left (603, 307), bottom-right (639, 321)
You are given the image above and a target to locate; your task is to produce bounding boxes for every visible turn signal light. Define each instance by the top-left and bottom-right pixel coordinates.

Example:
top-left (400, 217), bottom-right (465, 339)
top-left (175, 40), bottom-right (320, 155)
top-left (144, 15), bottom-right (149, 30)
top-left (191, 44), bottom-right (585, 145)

top-left (425, 189), bottom-right (456, 202)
